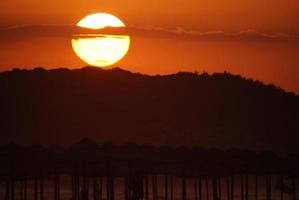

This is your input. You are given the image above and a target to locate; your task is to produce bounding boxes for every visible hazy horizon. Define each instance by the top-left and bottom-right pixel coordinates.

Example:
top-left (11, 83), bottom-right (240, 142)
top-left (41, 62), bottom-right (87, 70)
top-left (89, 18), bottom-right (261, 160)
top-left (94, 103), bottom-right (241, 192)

top-left (1, 0), bottom-right (299, 93)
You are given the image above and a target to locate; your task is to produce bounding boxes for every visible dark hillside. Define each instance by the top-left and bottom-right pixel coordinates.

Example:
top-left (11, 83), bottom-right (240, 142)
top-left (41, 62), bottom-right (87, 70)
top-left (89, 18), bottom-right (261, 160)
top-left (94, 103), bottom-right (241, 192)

top-left (0, 67), bottom-right (298, 152)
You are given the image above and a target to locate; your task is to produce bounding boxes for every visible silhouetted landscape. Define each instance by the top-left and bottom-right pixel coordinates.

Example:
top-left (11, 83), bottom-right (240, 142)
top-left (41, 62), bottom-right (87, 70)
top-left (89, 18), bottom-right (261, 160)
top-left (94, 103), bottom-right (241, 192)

top-left (0, 67), bottom-right (299, 200)
top-left (2, 0), bottom-right (299, 198)
top-left (0, 67), bottom-right (298, 152)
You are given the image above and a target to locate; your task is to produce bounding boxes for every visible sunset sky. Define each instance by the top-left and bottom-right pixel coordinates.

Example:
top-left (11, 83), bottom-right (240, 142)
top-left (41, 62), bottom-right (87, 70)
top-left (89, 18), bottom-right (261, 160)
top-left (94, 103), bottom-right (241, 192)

top-left (0, 0), bottom-right (299, 93)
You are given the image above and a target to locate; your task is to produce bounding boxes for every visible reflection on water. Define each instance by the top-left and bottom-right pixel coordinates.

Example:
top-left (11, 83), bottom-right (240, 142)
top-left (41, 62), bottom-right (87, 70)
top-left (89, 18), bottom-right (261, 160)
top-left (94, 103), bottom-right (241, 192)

top-left (0, 175), bottom-right (296, 200)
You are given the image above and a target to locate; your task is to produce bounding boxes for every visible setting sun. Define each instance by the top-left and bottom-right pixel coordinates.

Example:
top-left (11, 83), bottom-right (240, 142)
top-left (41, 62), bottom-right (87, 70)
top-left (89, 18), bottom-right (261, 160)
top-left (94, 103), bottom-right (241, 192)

top-left (71, 13), bottom-right (130, 67)
top-left (77, 13), bottom-right (125, 29)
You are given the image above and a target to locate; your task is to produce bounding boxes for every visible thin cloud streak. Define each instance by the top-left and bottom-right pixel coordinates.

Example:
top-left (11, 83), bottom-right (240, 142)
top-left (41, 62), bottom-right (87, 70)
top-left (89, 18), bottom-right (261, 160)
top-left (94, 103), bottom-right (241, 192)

top-left (1, 24), bottom-right (299, 43)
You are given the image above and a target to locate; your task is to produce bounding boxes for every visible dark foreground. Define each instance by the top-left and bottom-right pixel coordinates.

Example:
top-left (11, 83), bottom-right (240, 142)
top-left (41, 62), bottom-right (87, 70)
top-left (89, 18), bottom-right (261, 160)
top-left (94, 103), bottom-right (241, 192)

top-left (1, 67), bottom-right (298, 152)
top-left (0, 140), bottom-right (298, 200)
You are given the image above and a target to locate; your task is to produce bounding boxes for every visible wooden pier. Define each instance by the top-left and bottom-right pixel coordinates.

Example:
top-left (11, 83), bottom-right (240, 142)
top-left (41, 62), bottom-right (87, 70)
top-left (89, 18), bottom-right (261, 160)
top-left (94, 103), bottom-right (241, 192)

top-left (0, 141), bottom-right (298, 200)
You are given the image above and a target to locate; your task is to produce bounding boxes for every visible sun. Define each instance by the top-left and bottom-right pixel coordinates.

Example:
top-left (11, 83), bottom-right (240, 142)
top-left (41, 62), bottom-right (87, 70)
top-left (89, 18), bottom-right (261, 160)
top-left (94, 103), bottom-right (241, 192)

top-left (77, 13), bottom-right (125, 29)
top-left (71, 13), bottom-right (130, 67)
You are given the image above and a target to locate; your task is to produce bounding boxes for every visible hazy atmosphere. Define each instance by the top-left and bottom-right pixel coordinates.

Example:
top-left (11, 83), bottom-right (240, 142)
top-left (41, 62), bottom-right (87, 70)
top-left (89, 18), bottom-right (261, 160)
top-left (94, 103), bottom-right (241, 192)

top-left (0, 1), bottom-right (298, 200)
top-left (1, 0), bottom-right (299, 93)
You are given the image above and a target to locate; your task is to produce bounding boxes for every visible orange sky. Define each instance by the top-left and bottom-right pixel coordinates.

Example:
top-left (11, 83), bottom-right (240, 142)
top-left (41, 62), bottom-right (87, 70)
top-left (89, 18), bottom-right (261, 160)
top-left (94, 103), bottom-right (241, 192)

top-left (1, 0), bottom-right (299, 33)
top-left (0, 0), bottom-right (299, 93)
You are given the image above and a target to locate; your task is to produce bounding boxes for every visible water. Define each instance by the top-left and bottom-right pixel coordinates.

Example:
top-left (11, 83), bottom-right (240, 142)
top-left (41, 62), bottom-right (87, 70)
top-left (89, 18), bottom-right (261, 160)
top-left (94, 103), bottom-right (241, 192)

top-left (0, 175), bottom-right (296, 200)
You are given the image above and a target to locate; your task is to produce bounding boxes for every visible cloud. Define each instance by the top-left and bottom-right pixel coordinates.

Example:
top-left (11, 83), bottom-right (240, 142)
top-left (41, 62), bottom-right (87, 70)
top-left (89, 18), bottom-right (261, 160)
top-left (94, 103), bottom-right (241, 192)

top-left (0, 25), bottom-right (77, 43)
top-left (1, 24), bottom-right (298, 44)
top-left (126, 25), bottom-right (299, 42)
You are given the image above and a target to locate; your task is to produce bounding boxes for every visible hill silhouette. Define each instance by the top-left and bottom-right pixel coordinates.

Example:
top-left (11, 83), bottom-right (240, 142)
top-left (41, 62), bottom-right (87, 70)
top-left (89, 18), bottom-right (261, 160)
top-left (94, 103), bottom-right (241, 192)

top-left (0, 67), bottom-right (298, 152)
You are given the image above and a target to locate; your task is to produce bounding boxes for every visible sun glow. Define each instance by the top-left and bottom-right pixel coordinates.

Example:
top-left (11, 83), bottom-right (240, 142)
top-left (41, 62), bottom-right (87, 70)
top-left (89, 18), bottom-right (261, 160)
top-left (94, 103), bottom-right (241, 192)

top-left (77, 13), bottom-right (125, 29)
top-left (72, 13), bottom-right (130, 67)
